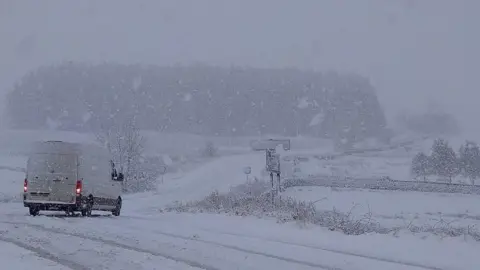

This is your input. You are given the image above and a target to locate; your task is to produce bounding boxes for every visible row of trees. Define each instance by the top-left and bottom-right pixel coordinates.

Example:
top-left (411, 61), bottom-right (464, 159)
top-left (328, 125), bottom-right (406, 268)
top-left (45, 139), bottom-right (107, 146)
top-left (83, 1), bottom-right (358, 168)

top-left (411, 139), bottom-right (480, 184)
top-left (6, 62), bottom-right (388, 144)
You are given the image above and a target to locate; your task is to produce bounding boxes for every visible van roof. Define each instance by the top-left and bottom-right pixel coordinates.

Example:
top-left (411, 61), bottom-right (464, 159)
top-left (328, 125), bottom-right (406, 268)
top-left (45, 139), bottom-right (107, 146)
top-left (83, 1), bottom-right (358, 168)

top-left (30, 141), bottom-right (110, 157)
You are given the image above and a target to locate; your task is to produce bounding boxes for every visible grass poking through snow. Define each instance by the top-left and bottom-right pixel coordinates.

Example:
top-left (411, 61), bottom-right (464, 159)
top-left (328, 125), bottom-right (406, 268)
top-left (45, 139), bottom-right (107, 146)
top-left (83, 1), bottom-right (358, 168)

top-left (165, 180), bottom-right (480, 240)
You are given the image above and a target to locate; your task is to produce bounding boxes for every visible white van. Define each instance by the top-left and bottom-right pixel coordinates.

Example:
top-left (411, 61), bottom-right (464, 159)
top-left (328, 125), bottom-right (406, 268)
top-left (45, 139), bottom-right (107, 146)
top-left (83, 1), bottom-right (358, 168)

top-left (23, 141), bottom-right (124, 217)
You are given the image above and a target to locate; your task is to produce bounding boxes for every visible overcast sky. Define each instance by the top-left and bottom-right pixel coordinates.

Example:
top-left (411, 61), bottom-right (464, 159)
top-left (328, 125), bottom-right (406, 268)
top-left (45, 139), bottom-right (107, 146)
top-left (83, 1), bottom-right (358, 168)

top-left (0, 0), bottom-right (477, 132)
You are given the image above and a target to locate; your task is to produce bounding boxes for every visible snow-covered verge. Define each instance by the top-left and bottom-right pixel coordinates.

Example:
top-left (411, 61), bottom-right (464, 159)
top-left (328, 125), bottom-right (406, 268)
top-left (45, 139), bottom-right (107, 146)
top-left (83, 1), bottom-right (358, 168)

top-left (165, 180), bottom-right (317, 225)
top-left (284, 186), bottom-right (480, 240)
top-left (166, 180), bottom-right (480, 241)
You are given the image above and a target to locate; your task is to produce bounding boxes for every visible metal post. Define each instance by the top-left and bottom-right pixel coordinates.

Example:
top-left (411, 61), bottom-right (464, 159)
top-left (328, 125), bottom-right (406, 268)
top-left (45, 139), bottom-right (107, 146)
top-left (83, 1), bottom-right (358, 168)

top-left (270, 172), bottom-right (274, 204)
top-left (160, 166), bottom-right (167, 184)
top-left (277, 173), bottom-right (281, 193)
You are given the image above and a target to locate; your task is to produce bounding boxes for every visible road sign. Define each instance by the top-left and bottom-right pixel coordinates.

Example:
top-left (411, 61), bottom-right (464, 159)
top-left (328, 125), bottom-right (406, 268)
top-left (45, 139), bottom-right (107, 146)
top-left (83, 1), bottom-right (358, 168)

top-left (266, 151), bottom-right (280, 173)
top-left (250, 139), bottom-right (290, 151)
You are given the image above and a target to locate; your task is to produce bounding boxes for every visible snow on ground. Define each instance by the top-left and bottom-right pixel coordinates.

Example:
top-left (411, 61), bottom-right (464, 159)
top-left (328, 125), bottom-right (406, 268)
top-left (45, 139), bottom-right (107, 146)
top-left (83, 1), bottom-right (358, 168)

top-left (0, 241), bottom-right (68, 270)
top-left (0, 170), bottom-right (24, 202)
top-left (283, 137), bottom-right (476, 185)
top-left (288, 153), bottom-right (412, 180)
top-left (0, 155), bottom-right (27, 169)
top-left (283, 186), bottom-right (480, 231)
top-left (124, 152), bottom-right (267, 213)
top-left (1, 130), bottom-right (479, 269)
top-left (0, 209), bottom-right (478, 270)
top-left (0, 221), bottom-right (200, 270)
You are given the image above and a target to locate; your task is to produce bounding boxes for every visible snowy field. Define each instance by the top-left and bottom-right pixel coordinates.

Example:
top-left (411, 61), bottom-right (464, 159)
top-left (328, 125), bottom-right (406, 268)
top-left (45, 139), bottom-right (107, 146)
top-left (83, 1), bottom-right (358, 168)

top-left (0, 129), bottom-right (479, 269)
top-left (283, 186), bottom-right (480, 235)
top-left (282, 135), bottom-right (478, 186)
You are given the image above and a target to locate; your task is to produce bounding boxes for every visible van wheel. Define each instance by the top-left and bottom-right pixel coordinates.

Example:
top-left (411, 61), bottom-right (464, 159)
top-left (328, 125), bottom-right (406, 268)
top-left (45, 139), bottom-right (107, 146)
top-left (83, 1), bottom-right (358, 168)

top-left (81, 204), bottom-right (92, 217)
top-left (81, 195), bottom-right (93, 217)
top-left (29, 207), bottom-right (39, 216)
top-left (112, 197), bottom-right (122, 216)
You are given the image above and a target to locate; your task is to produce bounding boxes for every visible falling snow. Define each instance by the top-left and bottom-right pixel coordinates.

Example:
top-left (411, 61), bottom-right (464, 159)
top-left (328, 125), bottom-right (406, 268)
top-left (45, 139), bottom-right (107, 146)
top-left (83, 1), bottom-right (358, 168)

top-left (82, 112), bottom-right (92, 123)
top-left (183, 93), bottom-right (192, 101)
top-left (132, 76), bottom-right (142, 91)
top-left (297, 97), bottom-right (309, 109)
top-left (309, 112), bottom-right (325, 126)
top-left (46, 117), bottom-right (59, 130)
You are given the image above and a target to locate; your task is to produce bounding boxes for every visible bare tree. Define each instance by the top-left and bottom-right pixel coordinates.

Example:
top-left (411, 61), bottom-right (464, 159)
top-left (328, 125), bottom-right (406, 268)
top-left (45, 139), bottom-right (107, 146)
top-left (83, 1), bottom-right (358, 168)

top-left (95, 117), bottom-right (145, 192)
top-left (121, 119), bottom-right (144, 191)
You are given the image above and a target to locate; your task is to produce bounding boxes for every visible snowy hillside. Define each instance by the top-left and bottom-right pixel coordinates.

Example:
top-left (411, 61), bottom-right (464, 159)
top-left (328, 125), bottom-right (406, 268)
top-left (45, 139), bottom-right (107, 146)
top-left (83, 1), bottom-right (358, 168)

top-left (0, 130), bottom-right (478, 269)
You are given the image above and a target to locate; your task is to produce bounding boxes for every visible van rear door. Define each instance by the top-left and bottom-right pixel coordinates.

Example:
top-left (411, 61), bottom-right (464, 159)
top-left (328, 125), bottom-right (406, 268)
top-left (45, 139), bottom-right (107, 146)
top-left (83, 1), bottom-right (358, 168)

top-left (27, 153), bottom-right (78, 203)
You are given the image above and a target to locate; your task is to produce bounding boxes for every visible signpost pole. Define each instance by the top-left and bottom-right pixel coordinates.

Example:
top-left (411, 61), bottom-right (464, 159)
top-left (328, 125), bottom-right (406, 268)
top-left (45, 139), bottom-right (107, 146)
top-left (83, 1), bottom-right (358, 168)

top-left (249, 139), bottom-right (290, 206)
top-left (277, 172), bottom-right (281, 193)
top-left (243, 166), bottom-right (251, 182)
top-left (159, 166), bottom-right (167, 184)
top-left (270, 171), bottom-right (274, 204)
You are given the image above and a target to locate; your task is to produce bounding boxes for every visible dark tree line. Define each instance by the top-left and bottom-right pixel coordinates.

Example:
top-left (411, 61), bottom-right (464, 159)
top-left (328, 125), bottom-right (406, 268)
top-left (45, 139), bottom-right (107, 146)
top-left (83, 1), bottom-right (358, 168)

top-left (6, 62), bottom-right (388, 145)
top-left (411, 139), bottom-right (480, 184)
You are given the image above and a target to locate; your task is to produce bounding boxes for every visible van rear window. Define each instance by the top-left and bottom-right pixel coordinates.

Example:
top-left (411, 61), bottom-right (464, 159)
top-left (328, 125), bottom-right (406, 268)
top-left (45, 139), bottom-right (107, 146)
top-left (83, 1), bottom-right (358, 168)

top-left (27, 153), bottom-right (77, 174)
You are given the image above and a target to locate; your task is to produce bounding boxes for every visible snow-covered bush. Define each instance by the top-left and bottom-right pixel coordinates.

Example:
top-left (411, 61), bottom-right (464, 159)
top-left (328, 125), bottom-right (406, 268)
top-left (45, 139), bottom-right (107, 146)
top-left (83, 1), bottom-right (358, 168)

top-left (165, 179), bottom-right (381, 234)
top-left (165, 179), bottom-right (317, 223)
top-left (202, 141), bottom-right (217, 157)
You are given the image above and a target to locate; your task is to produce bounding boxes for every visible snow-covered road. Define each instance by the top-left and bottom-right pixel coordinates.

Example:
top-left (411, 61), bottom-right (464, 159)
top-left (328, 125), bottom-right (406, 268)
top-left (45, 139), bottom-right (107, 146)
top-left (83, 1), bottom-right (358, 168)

top-left (1, 201), bottom-right (476, 270)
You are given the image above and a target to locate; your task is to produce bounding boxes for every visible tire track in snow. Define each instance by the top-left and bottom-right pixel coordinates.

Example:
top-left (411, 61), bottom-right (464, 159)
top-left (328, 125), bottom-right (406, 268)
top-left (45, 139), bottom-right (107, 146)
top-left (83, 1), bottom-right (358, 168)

top-left (126, 226), bottom-right (342, 270)
top-left (192, 228), bottom-right (445, 270)
top-left (119, 215), bottom-right (444, 270)
top-left (4, 221), bottom-right (337, 270)
top-left (121, 224), bottom-right (443, 270)
top-left (0, 221), bottom-right (219, 270)
top-left (0, 235), bottom-right (88, 270)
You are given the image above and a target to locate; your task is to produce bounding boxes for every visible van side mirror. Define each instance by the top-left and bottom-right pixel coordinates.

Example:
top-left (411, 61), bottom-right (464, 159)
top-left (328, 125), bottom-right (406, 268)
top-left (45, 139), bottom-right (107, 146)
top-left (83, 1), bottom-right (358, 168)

top-left (111, 169), bottom-right (124, 181)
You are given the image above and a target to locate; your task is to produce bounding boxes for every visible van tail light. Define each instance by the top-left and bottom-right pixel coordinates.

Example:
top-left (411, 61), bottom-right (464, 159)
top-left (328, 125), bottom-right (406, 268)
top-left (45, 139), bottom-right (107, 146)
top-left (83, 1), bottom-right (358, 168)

top-left (76, 180), bottom-right (82, 195)
top-left (23, 179), bottom-right (28, 193)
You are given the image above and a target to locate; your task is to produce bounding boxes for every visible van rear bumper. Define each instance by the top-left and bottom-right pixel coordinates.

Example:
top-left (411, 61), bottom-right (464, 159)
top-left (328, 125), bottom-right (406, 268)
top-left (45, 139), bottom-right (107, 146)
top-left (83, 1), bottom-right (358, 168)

top-left (24, 195), bottom-right (84, 211)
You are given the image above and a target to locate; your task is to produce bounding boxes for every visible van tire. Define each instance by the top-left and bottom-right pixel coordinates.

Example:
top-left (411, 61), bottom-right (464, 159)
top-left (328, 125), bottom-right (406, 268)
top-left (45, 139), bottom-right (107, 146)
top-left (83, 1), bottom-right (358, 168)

top-left (81, 195), bottom-right (93, 217)
top-left (29, 207), bottom-right (39, 216)
top-left (112, 197), bottom-right (122, 216)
